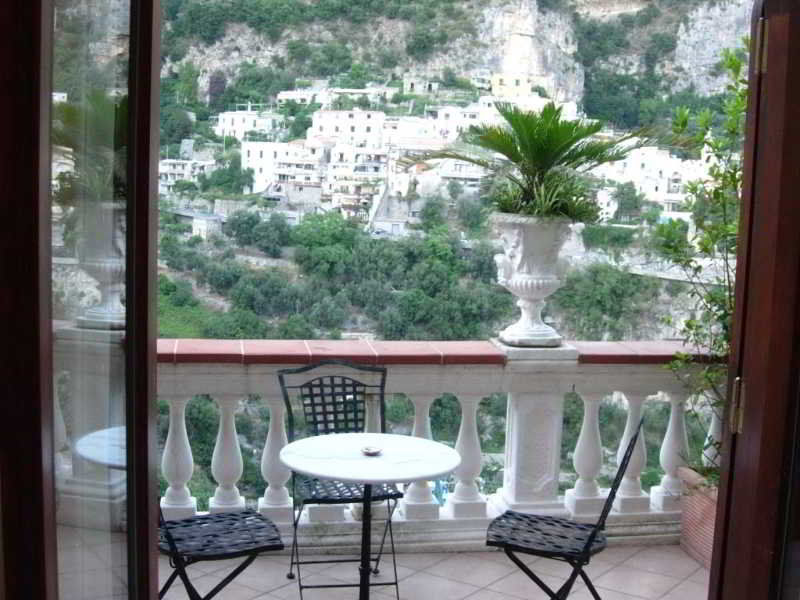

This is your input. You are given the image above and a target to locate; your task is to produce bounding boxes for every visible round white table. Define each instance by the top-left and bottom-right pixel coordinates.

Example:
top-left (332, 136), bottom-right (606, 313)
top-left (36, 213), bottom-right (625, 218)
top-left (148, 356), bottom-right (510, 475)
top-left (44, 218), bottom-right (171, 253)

top-left (74, 425), bottom-right (126, 470)
top-left (280, 432), bottom-right (461, 600)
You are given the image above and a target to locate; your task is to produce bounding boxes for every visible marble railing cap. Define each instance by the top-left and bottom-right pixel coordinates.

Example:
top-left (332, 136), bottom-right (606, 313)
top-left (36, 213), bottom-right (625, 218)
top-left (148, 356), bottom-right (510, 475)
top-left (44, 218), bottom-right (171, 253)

top-left (156, 339), bottom-right (713, 366)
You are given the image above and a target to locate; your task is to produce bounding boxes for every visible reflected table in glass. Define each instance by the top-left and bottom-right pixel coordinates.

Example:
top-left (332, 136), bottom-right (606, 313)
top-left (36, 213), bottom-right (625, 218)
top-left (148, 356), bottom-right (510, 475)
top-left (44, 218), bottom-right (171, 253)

top-left (280, 432), bottom-right (461, 600)
top-left (75, 425), bottom-right (126, 470)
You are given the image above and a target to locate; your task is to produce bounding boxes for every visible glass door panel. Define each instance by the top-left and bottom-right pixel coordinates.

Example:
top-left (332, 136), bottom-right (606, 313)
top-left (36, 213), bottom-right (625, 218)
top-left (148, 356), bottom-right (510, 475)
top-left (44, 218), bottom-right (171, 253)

top-left (51, 0), bottom-right (132, 597)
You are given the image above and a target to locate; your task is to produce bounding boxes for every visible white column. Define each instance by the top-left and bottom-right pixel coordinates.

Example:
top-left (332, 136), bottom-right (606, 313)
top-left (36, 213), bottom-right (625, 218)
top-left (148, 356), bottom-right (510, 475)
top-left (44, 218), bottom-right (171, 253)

top-left (53, 379), bottom-right (70, 476)
top-left (444, 395), bottom-right (486, 518)
top-left (209, 395), bottom-right (246, 512)
top-left (161, 396), bottom-right (197, 519)
top-left (489, 391), bottom-right (566, 516)
top-left (612, 392), bottom-right (650, 513)
top-left (650, 391), bottom-right (689, 512)
top-left (565, 392), bottom-right (606, 517)
top-left (702, 395), bottom-right (723, 468)
top-left (258, 396), bottom-right (293, 523)
top-left (402, 395), bottom-right (441, 520)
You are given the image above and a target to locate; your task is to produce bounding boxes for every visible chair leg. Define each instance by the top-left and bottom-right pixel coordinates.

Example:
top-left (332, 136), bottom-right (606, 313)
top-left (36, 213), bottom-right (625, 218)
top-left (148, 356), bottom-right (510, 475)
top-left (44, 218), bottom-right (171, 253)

top-left (387, 503), bottom-right (400, 600)
top-left (201, 554), bottom-right (258, 600)
top-left (287, 504), bottom-right (303, 579)
top-left (372, 499), bottom-right (396, 575)
top-left (158, 567), bottom-right (181, 599)
top-left (578, 566), bottom-right (603, 600)
top-left (504, 549), bottom-right (562, 600)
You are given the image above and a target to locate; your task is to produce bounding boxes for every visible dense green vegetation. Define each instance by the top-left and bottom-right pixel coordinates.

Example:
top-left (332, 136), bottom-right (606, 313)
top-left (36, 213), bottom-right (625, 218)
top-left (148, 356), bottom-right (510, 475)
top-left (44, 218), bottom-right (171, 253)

top-left (549, 263), bottom-right (662, 340)
top-left (159, 210), bottom-right (514, 342)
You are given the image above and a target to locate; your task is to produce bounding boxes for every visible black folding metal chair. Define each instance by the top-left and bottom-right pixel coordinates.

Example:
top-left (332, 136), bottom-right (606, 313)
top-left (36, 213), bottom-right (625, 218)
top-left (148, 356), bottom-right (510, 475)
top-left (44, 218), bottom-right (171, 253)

top-left (158, 508), bottom-right (284, 600)
top-left (278, 359), bottom-right (403, 598)
top-left (486, 418), bottom-right (646, 600)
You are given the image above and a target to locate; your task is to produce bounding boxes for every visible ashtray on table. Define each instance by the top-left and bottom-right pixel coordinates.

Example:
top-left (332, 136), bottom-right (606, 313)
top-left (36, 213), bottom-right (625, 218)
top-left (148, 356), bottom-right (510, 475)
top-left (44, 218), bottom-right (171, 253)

top-left (361, 446), bottom-right (382, 456)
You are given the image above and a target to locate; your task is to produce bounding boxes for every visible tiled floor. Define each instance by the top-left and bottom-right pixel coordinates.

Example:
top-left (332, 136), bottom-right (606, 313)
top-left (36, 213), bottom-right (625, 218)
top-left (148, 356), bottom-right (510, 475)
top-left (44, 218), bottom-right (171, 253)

top-left (156, 544), bottom-right (709, 600)
top-left (55, 524), bottom-right (708, 600)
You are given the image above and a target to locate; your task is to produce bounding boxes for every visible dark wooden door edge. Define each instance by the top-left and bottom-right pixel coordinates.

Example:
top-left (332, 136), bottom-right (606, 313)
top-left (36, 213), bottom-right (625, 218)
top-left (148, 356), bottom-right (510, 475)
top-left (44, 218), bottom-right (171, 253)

top-left (125, 0), bottom-right (160, 598)
top-left (711, 2), bottom-right (800, 598)
top-left (0, 0), bottom-right (58, 598)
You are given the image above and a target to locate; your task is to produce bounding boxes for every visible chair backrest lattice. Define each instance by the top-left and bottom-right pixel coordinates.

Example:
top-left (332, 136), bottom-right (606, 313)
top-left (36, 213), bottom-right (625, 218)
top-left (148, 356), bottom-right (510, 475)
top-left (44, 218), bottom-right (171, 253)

top-left (581, 418), bottom-right (645, 558)
top-left (278, 360), bottom-right (388, 442)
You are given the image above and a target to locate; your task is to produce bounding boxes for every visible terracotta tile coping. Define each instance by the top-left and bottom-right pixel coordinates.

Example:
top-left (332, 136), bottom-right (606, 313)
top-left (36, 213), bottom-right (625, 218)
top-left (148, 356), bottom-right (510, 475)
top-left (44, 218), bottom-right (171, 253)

top-left (567, 340), bottom-right (713, 364)
top-left (156, 339), bottom-right (712, 366)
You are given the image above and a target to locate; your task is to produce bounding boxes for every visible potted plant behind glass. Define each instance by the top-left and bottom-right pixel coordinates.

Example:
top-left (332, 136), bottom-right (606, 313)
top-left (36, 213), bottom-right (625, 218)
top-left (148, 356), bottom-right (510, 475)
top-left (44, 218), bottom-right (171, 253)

top-left (52, 91), bottom-right (129, 329)
top-left (419, 102), bottom-right (639, 346)
top-left (651, 46), bottom-right (748, 569)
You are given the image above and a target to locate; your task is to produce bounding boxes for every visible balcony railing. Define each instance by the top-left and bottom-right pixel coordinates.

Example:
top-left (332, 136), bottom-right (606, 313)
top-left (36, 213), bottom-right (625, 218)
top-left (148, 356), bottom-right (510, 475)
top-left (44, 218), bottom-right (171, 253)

top-left (54, 337), bottom-right (713, 552)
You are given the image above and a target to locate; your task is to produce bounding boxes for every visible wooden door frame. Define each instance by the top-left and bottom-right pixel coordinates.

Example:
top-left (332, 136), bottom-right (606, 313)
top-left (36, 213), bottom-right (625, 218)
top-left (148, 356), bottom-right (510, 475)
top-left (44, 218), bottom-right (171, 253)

top-left (0, 0), bottom-right (58, 597)
top-left (126, 0), bottom-right (160, 597)
top-left (710, 0), bottom-right (800, 598)
top-left (0, 0), bottom-right (160, 598)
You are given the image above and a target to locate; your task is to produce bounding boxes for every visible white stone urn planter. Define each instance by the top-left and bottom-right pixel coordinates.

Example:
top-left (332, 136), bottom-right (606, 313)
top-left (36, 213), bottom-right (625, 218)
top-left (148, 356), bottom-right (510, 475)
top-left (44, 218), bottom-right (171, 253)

top-left (492, 213), bottom-right (573, 347)
top-left (76, 201), bottom-right (126, 329)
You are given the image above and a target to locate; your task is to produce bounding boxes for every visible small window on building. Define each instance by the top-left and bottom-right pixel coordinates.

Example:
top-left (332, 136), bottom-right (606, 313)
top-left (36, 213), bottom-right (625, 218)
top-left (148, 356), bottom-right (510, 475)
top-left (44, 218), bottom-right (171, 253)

top-left (335, 126), bottom-right (340, 132)
top-left (247, 150), bottom-right (250, 157)
top-left (366, 126), bottom-right (371, 132)
top-left (515, 79), bottom-right (520, 86)
top-left (259, 151), bottom-right (263, 158)
top-left (349, 113), bottom-right (354, 119)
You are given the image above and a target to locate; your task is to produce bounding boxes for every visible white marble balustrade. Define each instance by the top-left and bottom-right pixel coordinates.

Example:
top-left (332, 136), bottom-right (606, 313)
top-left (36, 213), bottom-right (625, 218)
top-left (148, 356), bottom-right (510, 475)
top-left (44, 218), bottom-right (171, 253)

top-left (57, 339), bottom-right (719, 549)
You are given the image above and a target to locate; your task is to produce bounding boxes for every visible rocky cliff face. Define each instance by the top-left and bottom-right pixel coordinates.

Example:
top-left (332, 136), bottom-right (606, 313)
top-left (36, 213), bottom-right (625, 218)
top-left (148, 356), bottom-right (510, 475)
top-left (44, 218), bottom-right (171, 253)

top-left (165, 0), bottom-right (585, 103)
top-left (164, 0), bottom-right (752, 109)
top-left (674, 0), bottom-right (752, 95)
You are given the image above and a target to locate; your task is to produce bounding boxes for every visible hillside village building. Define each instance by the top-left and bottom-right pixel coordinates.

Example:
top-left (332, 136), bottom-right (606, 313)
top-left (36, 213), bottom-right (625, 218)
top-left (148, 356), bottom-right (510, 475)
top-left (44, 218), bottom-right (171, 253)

top-left (158, 158), bottom-right (216, 195)
top-left (593, 146), bottom-right (710, 213)
top-left (229, 83), bottom-right (701, 233)
top-left (212, 104), bottom-right (284, 141)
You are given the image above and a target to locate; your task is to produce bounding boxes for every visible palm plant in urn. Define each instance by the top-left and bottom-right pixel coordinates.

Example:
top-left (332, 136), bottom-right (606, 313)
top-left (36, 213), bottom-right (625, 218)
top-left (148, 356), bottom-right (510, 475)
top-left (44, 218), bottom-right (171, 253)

top-left (52, 91), bottom-right (129, 329)
top-left (426, 102), bottom-right (638, 346)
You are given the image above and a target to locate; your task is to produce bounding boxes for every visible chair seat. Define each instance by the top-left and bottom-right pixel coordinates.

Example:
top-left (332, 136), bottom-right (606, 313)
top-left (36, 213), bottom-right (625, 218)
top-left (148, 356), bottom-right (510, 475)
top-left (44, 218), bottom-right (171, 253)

top-left (298, 477), bottom-right (403, 504)
top-left (486, 510), bottom-right (607, 559)
top-left (159, 510), bottom-right (284, 561)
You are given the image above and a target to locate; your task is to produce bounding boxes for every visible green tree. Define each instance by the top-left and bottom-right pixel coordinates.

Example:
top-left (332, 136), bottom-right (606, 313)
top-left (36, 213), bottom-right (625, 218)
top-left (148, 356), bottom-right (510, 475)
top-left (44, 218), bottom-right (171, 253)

top-left (653, 49), bottom-right (747, 478)
top-left (253, 213), bottom-right (291, 257)
top-left (549, 264), bottom-right (661, 340)
top-left (419, 196), bottom-right (447, 232)
top-left (161, 106), bottom-right (193, 145)
top-left (202, 308), bottom-right (269, 339)
top-left (277, 314), bottom-right (315, 339)
top-left (613, 182), bottom-right (646, 223)
top-left (223, 210), bottom-right (261, 246)
top-left (199, 152), bottom-right (253, 194)
top-left (456, 197), bottom-right (486, 233)
top-left (176, 61), bottom-right (200, 105)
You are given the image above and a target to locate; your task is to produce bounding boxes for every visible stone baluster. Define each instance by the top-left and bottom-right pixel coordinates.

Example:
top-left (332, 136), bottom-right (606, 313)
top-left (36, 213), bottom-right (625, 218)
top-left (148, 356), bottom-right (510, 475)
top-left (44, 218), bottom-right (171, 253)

top-left (565, 392), bottom-right (606, 516)
top-left (612, 391), bottom-right (650, 513)
top-left (402, 395), bottom-right (441, 519)
top-left (445, 395), bottom-right (487, 518)
top-left (53, 379), bottom-right (69, 475)
top-left (364, 391), bottom-right (381, 433)
top-left (702, 394), bottom-right (723, 468)
top-left (209, 395), bottom-right (246, 512)
top-left (258, 396), bottom-right (293, 523)
top-left (160, 396), bottom-right (197, 519)
top-left (650, 391), bottom-right (689, 512)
